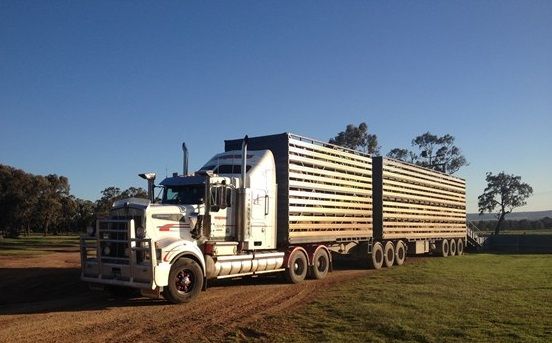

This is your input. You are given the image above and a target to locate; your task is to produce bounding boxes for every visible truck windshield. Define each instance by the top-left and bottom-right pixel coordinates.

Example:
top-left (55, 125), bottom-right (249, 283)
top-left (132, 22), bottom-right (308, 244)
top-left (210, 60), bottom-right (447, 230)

top-left (162, 185), bottom-right (204, 205)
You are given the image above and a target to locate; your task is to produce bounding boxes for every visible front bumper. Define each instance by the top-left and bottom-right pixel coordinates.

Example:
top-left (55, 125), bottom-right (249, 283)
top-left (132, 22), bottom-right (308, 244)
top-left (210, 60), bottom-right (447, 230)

top-left (80, 219), bottom-right (157, 289)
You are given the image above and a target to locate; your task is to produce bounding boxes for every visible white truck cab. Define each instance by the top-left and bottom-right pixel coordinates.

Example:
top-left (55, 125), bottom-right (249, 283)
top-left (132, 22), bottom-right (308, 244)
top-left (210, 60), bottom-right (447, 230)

top-left (81, 141), bottom-right (281, 303)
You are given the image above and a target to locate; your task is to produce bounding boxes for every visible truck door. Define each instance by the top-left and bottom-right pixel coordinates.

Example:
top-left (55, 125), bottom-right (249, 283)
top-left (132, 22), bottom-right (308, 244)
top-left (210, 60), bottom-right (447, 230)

top-left (250, 188), bottom-right (271, 249)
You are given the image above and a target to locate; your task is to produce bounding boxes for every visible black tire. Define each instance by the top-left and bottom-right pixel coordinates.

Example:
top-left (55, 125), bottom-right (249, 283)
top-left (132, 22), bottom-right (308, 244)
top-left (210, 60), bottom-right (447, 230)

top-left (449, 238), bottom-right (457, 256)
top-left (438, 239), bottom-right (449, 257)
top-left (310, 248), bottom-right (330, 280)
top-left (457, 238), bottom-right (464, 255)
top-left (163, 258), bottom-right (204, 304)
top-left (394, 240), bottom-right (406, 266)
top-left (369, 242), bottom-right (384, 270)
top-left (285, 250), bottom-right (308, 284)
top-left (383, 241), bottom-right (395, 268)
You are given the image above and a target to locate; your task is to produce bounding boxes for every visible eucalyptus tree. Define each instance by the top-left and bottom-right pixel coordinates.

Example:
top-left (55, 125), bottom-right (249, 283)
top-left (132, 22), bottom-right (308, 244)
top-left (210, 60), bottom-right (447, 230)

top-left (478, 172), bottom-right (533, 235)
top-left (329, 122), bottom-right (380, 155)
top-left (387, 132), bottom-right (467, 174)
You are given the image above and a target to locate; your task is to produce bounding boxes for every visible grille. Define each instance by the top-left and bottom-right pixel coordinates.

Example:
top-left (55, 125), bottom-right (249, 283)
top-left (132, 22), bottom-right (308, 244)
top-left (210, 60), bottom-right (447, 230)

top-left (98, 215), bottom-right (143, 265)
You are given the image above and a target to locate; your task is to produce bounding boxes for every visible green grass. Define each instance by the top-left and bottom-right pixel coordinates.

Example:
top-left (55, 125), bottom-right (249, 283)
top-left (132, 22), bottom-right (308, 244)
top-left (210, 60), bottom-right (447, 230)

top-left (0, 234), bottom-right (80, 256)
top-left (249, 254), bottom-right (552, 342)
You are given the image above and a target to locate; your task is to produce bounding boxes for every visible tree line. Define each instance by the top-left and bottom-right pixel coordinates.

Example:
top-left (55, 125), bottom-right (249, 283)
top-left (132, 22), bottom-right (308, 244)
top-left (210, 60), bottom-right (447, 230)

top-left (0, 164), bottom-right (146, 238)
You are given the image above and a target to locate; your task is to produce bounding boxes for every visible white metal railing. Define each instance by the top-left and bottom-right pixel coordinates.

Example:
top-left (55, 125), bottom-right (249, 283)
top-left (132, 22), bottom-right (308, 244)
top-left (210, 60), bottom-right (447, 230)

top-left (466, 220), bottom-right (486, 246)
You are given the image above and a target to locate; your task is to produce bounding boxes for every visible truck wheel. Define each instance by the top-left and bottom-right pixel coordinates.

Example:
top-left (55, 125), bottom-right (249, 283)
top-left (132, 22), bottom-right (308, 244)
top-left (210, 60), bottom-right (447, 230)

top-left (383, 241), bottom-right (395, 268)
top-left (368, 242), bottom-right (384, 269)
top-left (394, 240), bottom-right (406, 266)
top-left (311, 248), bottom-right (330, 280)
top-left (437, 239), bottom-right (449, 257)
top-left (456, 238), bottom-right (464, 255)
top-left (449, 238), bottom-right (457, 256)
top-left (285, 250), bottom-right (308, 284)
top-left (163, 258), bottom-right (204, 304)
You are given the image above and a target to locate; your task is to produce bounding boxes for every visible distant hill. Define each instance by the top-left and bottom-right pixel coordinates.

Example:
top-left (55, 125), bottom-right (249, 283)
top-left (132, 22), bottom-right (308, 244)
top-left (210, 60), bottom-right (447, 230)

top-left (468, 210), bottom-right (552, 222)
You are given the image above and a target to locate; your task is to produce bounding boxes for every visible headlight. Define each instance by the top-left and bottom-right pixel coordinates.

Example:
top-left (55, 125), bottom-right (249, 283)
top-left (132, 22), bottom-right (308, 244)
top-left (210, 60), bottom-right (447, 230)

top-left (136, 226), bottom-right (146, 239)
top-left (86, 226), bottom-right (95, 236)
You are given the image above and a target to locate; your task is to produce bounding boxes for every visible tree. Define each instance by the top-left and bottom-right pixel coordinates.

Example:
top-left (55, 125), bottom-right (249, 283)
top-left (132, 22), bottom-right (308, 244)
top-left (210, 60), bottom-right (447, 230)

top-left (95, 187), bottom-right (122, 218)
top-left (0, 163), bottom-right (111, 236)
top-left (387, 148), bottom-right (417, 163)
top-left (329, 122), bottom-right (380, 155)
top-left (386, 132), bottom-right (467, 174)
top-left (0, 165), bottom-right (29, 237)
top-left (121, 187), bottom-right (148, 199)
top-left (94, 186), bottom-right (148, 218)
top-left (36, 174), bottom-right (70, 235)
top-left (478, 172), bottom-right (533, 235)
top-left (58, 195), bottom-right (78, 234)
top-left (73, 198), bottom-right (95, 232)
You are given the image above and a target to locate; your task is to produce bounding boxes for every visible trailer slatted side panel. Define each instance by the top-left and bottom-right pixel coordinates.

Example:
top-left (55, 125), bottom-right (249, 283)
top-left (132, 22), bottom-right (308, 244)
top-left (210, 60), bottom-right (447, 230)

top-left (373, 157), bottom-right (466, 240)
top-left (225, 133), bottom-right (374, 246)
top-left (287, 135), bottom-right (373, 244)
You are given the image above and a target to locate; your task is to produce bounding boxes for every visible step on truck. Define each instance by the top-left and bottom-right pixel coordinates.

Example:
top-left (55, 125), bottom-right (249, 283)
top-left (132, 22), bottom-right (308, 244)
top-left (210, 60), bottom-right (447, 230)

top-left (80, 133), bottom-right (466, 303)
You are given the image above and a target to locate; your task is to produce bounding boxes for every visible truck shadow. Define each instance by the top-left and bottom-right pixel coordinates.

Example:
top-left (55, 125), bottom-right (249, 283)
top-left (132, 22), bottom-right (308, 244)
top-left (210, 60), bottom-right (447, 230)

top-left (0, 267), bottom-right (166, 315)
top-left (0, 258), bottom-right (377, 315)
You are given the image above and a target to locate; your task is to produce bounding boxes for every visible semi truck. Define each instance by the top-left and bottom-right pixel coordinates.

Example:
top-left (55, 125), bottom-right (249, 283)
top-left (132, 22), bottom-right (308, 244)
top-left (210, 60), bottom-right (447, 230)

top-left (80, 133), bottom-right (466, 303)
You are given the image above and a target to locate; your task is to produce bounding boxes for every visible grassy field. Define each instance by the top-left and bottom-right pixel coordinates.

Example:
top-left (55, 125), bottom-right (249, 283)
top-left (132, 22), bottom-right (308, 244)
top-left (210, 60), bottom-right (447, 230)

top-left (244, 254), bottom-right (552, 342)
top-left (0, 235), bottom-right (80, 256)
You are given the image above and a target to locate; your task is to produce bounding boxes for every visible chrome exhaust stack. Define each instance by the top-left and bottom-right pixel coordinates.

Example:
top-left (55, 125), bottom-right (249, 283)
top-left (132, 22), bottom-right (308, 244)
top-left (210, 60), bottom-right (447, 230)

top-left (238, 135), bottom-right (249, 248)
top-left (182, 142), bottom-right (189, 176)
top-left (241, 135), bottom-right (248, 188)
top-left (138, 173), bottom-right (156, 202)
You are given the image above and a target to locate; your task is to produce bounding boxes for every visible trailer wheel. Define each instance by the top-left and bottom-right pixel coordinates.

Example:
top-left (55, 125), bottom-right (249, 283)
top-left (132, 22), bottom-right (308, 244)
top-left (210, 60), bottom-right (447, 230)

top-left (449, 238), bottom-right (457, 256)
top-left (310, 248), bottom-right (330, 280)
top-left (394, 241), bottom-right (406, 266)
top-left (437, 239), bottom-right (449, 257)
top-left (456, 238), bottom-right (464, 256)
top-left (285, 250), bottom-right (308, 284)
top-left (163, 258), bottom-right (203, 304)
top-left (369, 242), bottom-right (384, 269)
top-left (383, 241), bottom-right (395, 268)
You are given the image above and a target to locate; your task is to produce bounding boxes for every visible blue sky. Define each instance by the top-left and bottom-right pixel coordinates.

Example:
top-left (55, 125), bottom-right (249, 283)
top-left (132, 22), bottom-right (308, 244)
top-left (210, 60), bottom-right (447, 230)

top-left (1, 1), bottom-right (551, 213)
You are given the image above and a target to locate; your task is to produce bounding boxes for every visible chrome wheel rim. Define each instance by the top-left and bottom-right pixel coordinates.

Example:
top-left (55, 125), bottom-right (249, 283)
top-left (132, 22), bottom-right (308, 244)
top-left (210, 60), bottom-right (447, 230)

top-left (175, 269), bottom-right (194, 294)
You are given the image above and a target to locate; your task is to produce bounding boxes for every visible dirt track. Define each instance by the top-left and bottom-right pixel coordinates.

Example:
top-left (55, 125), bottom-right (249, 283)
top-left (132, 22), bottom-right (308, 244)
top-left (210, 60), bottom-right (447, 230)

top-left (0, 250), bottom-right (374, 342)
